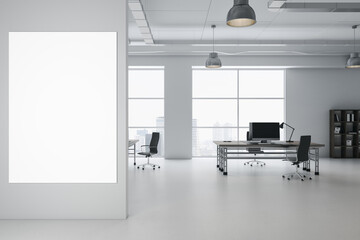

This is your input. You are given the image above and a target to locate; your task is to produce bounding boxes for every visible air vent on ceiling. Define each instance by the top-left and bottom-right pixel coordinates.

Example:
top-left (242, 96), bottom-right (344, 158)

top-left (268, 1), bottom-right (360, 12)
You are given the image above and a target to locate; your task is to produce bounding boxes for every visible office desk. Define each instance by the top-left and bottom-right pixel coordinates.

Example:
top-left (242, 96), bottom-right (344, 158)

top-left (214, 141), bottom-right (325, 176)
top-left (129, 139), bottom-right (139, 165)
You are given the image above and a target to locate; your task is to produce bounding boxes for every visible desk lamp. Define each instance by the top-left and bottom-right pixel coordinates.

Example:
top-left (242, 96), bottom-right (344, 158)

top-left (279, 122), bottom-right (295, 142)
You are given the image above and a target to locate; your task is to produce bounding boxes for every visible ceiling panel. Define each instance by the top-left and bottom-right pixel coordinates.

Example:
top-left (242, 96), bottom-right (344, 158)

top-left (129, 0), bottom-right (360, 55)
top-left (141, 0), bottom-right (211, 11)
top-left (146, 11), bottom-right (208, 27)
top-left (152, 29), bottom-right (204, 41)
top-left (201, 22), bottom-right (271, 41)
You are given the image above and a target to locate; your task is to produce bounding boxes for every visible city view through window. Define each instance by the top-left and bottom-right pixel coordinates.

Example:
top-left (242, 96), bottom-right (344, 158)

top-left (128, 67), bottom-right (165, 157)
top-left (192, 69), bottom-right (285, 157)
top-left (129, 67), bottom-right (285, 158)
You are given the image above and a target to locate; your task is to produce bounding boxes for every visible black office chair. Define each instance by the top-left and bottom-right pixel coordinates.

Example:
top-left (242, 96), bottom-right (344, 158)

top-left (244, 131), bottom-right (266, 167)
top-left (137, 132), bottom-right (160, 170)
top-left (282, 135), bottom-right (312, 181)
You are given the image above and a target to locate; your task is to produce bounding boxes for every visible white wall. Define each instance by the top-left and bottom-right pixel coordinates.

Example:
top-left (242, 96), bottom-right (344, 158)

top-left (129, 55), bottom-right (360, 158)
top-left (287, 69), bottom-right (360, 157)
top-left (0, 0), bottom-right (128, 219)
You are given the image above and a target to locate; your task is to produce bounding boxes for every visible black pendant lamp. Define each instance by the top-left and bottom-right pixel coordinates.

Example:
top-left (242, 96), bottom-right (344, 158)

top-left (205, 25), bottom-right (222, 68)
top-left (346, 25), bottom-right (360, 69)
top-left (227, 0), bottom-right (256, 27)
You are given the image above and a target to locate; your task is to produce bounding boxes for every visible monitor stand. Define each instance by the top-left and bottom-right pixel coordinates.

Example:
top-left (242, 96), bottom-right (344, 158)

top-left (260, 140), bottom-right (270, 143)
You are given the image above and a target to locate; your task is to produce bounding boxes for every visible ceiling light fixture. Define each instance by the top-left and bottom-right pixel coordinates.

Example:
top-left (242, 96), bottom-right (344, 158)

top-left (346, 25), bottom-right (360, 69)
top-left (227, 0), bottom-right (256, 27)
top-left (205, 25), bottom-right (222, 68)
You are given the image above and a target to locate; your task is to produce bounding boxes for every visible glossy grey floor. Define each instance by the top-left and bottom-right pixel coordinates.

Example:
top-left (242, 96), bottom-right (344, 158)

top-left (1, 158), bottom-right (360, 240)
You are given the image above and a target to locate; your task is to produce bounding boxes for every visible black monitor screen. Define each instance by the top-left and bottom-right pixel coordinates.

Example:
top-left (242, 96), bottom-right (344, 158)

top-left (249, 122), bottom-right (280, 140)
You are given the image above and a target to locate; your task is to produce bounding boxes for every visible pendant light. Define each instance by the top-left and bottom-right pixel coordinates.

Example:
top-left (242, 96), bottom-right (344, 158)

top-left (227, 0), bottom-right (256, 27)
top-left (346, 25), bottom-right (360, 69)
top-left (205, 25), bottom-right (222, 68)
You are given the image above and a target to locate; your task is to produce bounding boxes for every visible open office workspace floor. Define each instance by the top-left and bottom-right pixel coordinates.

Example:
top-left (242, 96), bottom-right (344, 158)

top-left (1, 158), bottom-right (360, 240)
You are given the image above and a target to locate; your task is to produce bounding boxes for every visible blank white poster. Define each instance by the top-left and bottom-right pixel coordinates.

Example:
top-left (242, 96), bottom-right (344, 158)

top-left (9, 32), bottom-right (117, 183)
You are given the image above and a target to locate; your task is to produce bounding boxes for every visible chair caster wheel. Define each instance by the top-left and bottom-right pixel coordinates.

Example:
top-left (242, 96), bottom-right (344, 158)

top-left (282, 175), bottom-right (285, 178)
top-left (134, 163), bottom-right (136, 166)
top-left (153, 168), bottom-right (155, 170)
top-left (250, 165), bottom-right (253, 167)
top-left (301, 179), bottom-right (304, 181)
top-left (158, 166), bottom-right (160, 169)
top-left (137, 166), bottom-right (139, 169)
top-left (287, 178), bottom-right (290, 180)
top-left (309, 177), bottom-right (312, 180)
top-left (142, 168), bottom-right (144, 170)
top-left (244, 163), bottom-right (246, 166)
top-left (264, 163), bottom-right (266, 165)
top-left (257, 162), bottom-right (259, 165)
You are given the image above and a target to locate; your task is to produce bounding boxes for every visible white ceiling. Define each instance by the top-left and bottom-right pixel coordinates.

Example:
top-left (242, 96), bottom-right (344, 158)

top-left (128, 0), bottom-right (360, 56)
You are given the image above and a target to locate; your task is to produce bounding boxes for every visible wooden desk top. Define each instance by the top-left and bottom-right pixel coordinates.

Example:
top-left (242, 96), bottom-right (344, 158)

top-left (213, 141), bottom-right (325, 148)
top-left (129, 139), bottom-right (139, 147)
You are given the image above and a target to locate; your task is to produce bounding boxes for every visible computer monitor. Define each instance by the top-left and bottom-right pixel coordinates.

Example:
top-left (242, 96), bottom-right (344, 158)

top-left (249, 122), bottom-right (280, 142)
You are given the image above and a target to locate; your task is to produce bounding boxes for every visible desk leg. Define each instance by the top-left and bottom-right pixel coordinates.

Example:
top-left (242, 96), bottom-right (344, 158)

top-left (223, 147), bottom-right (228, 176)
top-left (314, 148), bottom-right (320, 175)
top-left (219, 147), bottom-right (224, 172)
top-left (303, 150), bottom-right (311, 172)
top-left (217, 146), bottom-right (219, 168)
top-left (133, 144), bottom-right (136, 166)
top-left (306, 154), bottom-right (311, 172)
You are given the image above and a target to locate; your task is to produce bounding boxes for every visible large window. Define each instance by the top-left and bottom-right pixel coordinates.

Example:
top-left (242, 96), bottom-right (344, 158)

top-left (128, 67), bottom-right (165, 156)
top-left (192, 69), bottom-right (285, 157)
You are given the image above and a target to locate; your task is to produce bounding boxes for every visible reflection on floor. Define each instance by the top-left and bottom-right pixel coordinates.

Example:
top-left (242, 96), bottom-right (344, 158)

top-left (1, 158), bottom-right (360, 240)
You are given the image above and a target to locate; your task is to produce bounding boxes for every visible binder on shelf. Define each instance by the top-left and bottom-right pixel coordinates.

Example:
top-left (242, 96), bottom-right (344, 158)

top-left (335, 114), bottom-right (340, 122)
top-left (352, 114), bottom-right (355, 122)
top-left (334, 127), bottom-right (341, 134)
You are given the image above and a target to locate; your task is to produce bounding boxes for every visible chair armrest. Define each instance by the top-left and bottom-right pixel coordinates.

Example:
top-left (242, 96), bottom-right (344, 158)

top-left (141, 145), bottom-right (149, 147)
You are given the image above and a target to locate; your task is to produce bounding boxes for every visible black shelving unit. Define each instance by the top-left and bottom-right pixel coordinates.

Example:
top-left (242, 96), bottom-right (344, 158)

top-left (330, 109), bottom-right (360, 158)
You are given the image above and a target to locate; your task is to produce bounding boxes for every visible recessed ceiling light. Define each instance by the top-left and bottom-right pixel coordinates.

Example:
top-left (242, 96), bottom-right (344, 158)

top-left (128, 2), bottom-right (142, 11)
top-left (139, 27), bottom-right (150, 34)
top-left (135, 19), bottom-right (148, 27)
top-left (132, 11), bottom-right (146, 20)
top-left (268, 0), bottom-right (286, 8)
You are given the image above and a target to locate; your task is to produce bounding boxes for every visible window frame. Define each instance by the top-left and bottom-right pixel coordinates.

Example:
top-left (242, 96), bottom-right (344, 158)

top-left (192, 68), bottom-right (286, 157)
top-left (128, 66), bottom-right (165, 157)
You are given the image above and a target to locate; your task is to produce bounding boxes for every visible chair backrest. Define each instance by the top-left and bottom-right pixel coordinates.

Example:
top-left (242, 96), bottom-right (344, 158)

top-left (149, 132), bottom-right (160, 154)
top-left (297, 135), bottom-right (311, 163)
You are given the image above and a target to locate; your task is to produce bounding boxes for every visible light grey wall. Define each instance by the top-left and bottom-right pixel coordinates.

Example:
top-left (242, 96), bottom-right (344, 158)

top-left (286, 69), bottom-right (360, 157)
top-left (164, 60), bottom-right (192, 159)
top-left (130, 55), bottom-right (360, 158)
top-left (129, 57), bottom-right (193, 159)
top-left (0, 0), bottom-right (128, 219)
